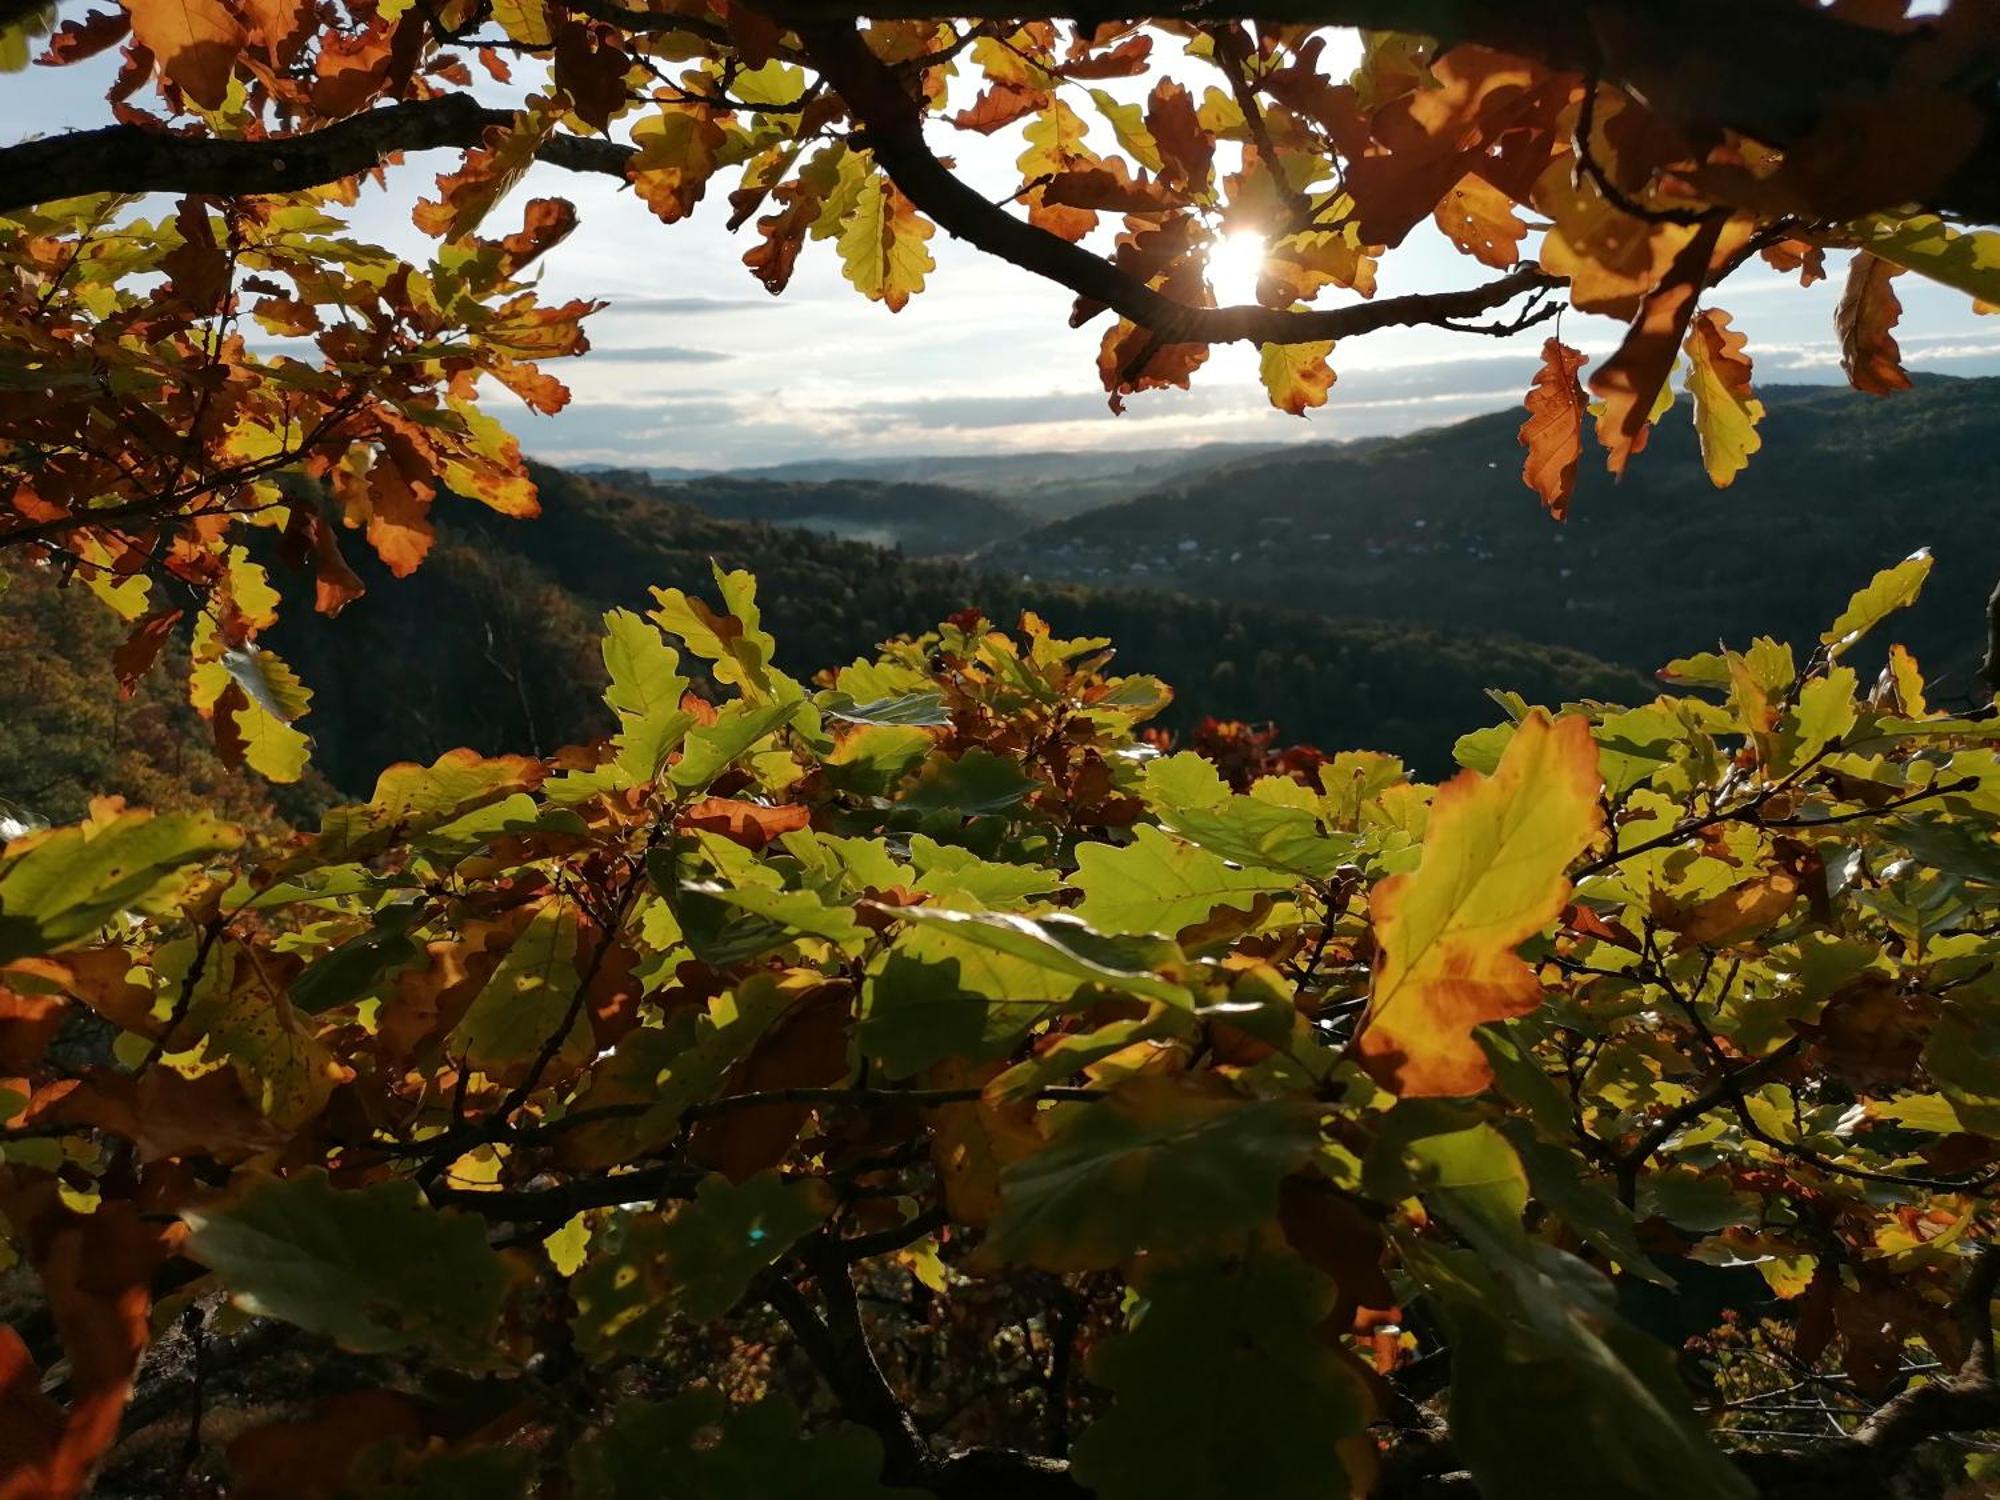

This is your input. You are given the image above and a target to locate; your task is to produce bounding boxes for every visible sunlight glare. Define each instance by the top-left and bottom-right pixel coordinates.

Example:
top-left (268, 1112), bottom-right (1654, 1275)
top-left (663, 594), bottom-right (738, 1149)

top-left (1206, 229), bottom-right (1268, 306)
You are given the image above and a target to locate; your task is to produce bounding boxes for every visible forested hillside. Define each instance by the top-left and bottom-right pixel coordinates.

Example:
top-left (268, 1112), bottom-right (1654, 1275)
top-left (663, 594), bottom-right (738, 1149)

top-left (985, 376), bottom-right (2000, 694)
top-left (257, 464), bottom-right (1648, 792)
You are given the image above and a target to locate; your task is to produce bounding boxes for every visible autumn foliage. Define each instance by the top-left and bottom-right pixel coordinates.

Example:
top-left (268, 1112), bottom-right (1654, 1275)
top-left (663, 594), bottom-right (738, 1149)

top-left (6, 1), bottom-right (2000, 1496)
top-left (0, 555), bottom-right (1998, 1497)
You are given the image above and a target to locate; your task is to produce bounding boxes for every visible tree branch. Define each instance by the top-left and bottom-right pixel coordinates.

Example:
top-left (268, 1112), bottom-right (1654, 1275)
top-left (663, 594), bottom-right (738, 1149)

top-left (794, 18), bottom-right (1562, 346)
top-left (0, 95), bottom-right (635, 218)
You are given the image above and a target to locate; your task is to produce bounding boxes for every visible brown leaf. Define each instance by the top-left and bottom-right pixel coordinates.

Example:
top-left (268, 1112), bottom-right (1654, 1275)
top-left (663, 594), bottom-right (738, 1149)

top-left (110, 608), bottom-right (182, 698)
top-left (159, 199), bottom-right (228, 313)
top-left (689, 981), bottom-right (851, 1180)
top-left (1836, 252), bottom-right (1913, 396)
top-left (38, 8), bottom-right (128, 65)
top-left (226, 1393), bottom-right (428, 1500)
top-left (1588, 216), bottom-right (1724, 476)
top-left (1517, 338), bottom-right (1588, 519)
top-left (1144, 79), bottom-right (1212, 194)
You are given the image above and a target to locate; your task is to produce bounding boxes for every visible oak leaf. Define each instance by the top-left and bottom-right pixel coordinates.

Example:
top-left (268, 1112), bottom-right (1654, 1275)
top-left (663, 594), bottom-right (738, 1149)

top-left (1589, 217), bottom-right (1723, 476)
top-left (1256, 337), bottom-right (1335, 415)
top-left (1517, 338), bottom-right (1588, 519)
top-left (123, 0), bottom-right (244, 109)
top-left (1682, 308), bottom-right (1764, 488)
top-left (1434, 173), bottom-right (1526, 270)
top-left (836, 172), bottom-right (934, 312)
top-left (1356, 710), bottom-right (1601, 1096)
top-left (1836, 252), bottom-right (1913, 395)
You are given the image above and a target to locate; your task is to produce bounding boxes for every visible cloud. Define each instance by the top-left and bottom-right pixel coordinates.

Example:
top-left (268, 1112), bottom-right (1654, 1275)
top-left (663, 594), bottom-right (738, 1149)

top-left (591, 295), bottom-right (774, 315)
top-left (582, 345), bottom-right (734, 364)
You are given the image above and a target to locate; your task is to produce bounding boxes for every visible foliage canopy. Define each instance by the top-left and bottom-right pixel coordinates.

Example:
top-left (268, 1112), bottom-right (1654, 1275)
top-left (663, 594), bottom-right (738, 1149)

top-left (4, 560), bottom-right (2000, 1497)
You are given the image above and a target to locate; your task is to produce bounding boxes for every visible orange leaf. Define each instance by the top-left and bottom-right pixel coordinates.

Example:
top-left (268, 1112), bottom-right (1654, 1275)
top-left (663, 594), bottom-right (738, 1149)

top-left (677, 796), bottom-right (811, 851)
top-left (0, 1185), bottom-right (178, 1500)
top-left (1836, 251), bottom-right (1913, 396)
top-left (1433, 173), bottom-right (1526, 270)
top-left (121, 0), bottom-right (245, 110)
top-left (1356, 711), bottom-right (1602, 1097)
top-left (1517, 338), bottom-right (1588, 519)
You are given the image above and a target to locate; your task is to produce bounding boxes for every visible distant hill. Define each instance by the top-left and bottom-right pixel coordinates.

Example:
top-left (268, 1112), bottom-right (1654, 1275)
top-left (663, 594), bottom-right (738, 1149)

top-left (585, 471), bottom-right (1027, 555)
top-left (982, 375), bottom-right (2000, 699)
top-left (267, 464), bottom-right (1648, 792)
top-left (589, 439), bottom-right (1296, 525)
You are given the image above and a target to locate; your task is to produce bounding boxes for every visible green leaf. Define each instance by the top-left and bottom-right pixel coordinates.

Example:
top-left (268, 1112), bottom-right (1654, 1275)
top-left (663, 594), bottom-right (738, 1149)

top-left (907, 835), bottom-right (1061, 908)
top-left (1144, 755), bottom-right (1350, 880)
top-left (1364, 1100), bottom-right (1527, 1245)
top-left (1407, 1236), bottom-right (1753, 1500)
top-left (650, 565), bottom-right (779, 699)
top-left (1791, 667), bottom-right (1858, 763)
top-left (572, 1391), bottom-right (926, 1500)
top-left (572, 1173), bottom-right (831, 1354)
top-left (601, 607), bottom-right (693, 782)
top-left (1070, 1251), bottom-right (1368, 1500)
top-left (1502, 1120), bottom-right (1672, 1286)
top-left (1069, 825), bottom-right (1290, 937)
top-left (823, 724), bottom-right (934, 797)
top-left (820, 690), bottom-right (950, 727)
top-left (889, 906), bottom-right (1190, 1006)
top-left (1858, 213), bottom-right (2000, 304)
top-left (1822, 550), bottom-right (1932, 652)
top-left (670, 699), bottom-right (803, 791)
top-left (449, 902), bottom-right (589, 1084)
top-left (1089, 87), bottom-right (1163, 172)
top-left (0, 810), bottom-right (241, 963)
top-left (692, 883), bottom-right (866, 948)
top-left (1592, 706), bottom-right (1683, 800)
top-left (182, 1171), bottom-right (517, 1366)
top-left (897, 748), bottom-right (1037, 814)
top-left (288, 900), bottom-right (426, 1015)
top-left (986, 1078), bottom-right (1320, 1270)
top-left (860, 925), bottom-right (1084, 1078)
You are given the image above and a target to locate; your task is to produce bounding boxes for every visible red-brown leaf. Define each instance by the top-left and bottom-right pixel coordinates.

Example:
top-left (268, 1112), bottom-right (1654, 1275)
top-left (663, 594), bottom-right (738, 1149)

top-left (1518, 338), bottom-right (1588, 519)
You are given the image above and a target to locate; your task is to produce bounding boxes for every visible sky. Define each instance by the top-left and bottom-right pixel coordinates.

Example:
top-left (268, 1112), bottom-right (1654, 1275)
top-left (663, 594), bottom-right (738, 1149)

top-left (8, 36), bottom-right (2000, 472)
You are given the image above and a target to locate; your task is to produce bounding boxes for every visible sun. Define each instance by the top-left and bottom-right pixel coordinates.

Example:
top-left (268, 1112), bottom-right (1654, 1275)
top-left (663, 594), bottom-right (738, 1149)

top-left (1205, 229), bottom-right (1268, 305)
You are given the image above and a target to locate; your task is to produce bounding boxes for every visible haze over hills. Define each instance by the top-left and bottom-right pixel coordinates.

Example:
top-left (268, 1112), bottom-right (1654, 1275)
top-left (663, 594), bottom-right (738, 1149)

top-left (580, 438), bottom-right (1294, 525)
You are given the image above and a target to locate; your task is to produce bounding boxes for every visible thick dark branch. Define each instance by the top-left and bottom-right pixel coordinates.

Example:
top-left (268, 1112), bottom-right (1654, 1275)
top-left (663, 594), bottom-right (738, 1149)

top-left (0, 95), bottom-right (635, 217)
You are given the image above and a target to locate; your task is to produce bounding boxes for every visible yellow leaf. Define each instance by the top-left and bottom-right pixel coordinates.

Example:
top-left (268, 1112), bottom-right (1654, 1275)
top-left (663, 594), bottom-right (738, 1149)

top-left (627, 106), bottom-right (727, 224)
top-left (1357, 711), bottom-right (1602, 1097)
top-left (489, 0), bottom-right (550, 47)
top-left (1682, 308), bottom-right (1764, 488)
top-left (837, 171), bottom-right (934, 312)
top-left (1257, 338), bottom-right (1335, 415)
